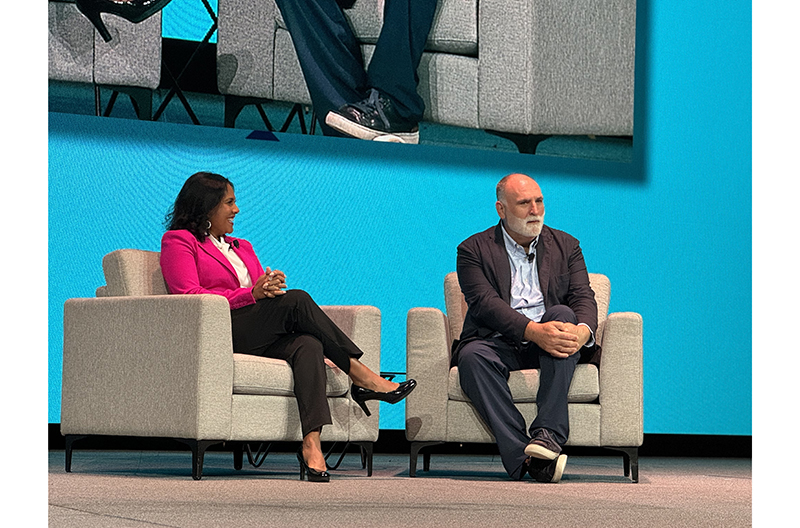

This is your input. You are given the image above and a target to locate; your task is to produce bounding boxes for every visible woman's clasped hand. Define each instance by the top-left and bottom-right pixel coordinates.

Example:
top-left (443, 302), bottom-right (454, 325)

top-left (253, 268), bottom-right (288, 300)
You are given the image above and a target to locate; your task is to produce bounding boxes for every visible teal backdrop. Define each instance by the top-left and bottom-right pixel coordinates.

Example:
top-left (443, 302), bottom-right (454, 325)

top-left (47, 0), bottom-right (752, 435)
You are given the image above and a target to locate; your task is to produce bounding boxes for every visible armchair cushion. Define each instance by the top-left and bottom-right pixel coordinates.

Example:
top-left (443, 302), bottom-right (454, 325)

top-left (447, 364), bottom-right (599, 403)
top-left (232, 354), bottom-right (350, 397)
top-left (273, 0), bottom-right (478, 55)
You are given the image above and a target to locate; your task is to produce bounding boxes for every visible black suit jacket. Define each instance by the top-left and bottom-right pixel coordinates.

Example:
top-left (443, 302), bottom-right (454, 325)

top-left (453, 222), bottom-right (601, 366)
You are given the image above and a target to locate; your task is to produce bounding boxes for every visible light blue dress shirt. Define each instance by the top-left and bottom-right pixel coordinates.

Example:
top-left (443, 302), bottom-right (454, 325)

top-left (500, 223), bottom-right (595, 347)
top-left (501, 224), bottom-right (545, 323)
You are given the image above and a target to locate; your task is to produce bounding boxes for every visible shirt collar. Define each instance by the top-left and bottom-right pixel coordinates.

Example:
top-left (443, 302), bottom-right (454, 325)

top-left (208, 234), bottom-right (230, 251)
top-left (500, 222), bottom-right (538, 260)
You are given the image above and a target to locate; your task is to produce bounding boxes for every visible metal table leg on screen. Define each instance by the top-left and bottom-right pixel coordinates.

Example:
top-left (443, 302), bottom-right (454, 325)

top-left (152, 0), bottom-right (217, 124)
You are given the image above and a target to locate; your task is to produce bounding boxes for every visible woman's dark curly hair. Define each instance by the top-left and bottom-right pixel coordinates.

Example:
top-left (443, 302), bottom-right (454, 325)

top-left (164, 172), bottom-right (234, 241)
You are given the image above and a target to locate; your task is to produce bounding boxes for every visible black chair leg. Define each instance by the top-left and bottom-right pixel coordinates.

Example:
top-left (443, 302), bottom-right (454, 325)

top-left (486, 130), bottom-right (551, 154)
top-left (64, 434), bottom-right (87, 473)
top-left (409, 441), bottom-right (443, 477)
top-left (224, 95), bottom-right (274, 129)
top-left (322, 441), bottom-right (373, 476)
top-left (309, 110), bottom-right (317, 135)
top-left (175, 439), bottom-right (223, 480)
top-left (352, 441), bottom-right (374, 476)
top-left (97, 85), bottom-right (153, 120)
top-left (232, 442), bottom-right (244, 471)
top-left (607, 447), bottom-right (639, 483)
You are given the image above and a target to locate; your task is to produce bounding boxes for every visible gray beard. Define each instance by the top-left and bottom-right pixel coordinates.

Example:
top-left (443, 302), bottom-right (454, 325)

top-left (505, 213), bottom-right (545, 239)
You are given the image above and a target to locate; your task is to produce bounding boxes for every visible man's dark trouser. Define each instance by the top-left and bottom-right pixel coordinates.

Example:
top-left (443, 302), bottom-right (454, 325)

top-left (273, 0), bottom-right (439, 135)
top-left (457, 305), bottom-right (581, 480)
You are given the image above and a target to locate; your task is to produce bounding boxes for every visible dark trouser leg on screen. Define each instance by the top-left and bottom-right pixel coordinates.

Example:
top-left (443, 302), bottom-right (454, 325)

top-left (273, 0), bottom-right (368, 135)
top-left (457, 337), bottom-right (531, 480)
top-left (529, 305), bottom-right (581, 446)
top-left (367, 0), bottom-right (439, 121)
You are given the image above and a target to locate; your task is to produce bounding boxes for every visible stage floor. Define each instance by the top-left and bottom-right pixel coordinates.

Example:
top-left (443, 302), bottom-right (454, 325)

top-left (48, 450), bottom-right (751, 527)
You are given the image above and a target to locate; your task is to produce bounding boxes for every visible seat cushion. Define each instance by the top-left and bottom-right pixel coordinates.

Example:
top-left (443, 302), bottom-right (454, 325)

top-left (274, 0), bottom-right (477, 55)
top-left (233, 354), bottom-right (350, 397)
top-left (448, 364), bottom-right (599, 403)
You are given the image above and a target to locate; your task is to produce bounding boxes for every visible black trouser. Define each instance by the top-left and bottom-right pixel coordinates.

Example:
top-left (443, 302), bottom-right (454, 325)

top-left (230, 289), bottom-right (363, 437)
top-left (456, 305), bottom-right (581, 480)
top-left (273, 0), bottom-right (439, 135)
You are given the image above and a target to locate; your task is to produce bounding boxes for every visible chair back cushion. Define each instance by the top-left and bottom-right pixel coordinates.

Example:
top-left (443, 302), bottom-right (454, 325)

top-left (99, 249), bottom-right (168, 297)
top-left (443, 271), bottom-right (610, 344)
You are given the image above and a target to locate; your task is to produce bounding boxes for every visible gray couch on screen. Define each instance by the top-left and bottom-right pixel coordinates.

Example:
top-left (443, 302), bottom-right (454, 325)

top-left (216, 0), bottom-right (636, 148)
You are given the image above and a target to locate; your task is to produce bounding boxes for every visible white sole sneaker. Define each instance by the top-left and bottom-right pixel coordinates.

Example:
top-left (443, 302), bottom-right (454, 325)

top-left (325, 111), bottom-right (419, 144)
top-left (524, 442), bottom-right (560, 460)
top-left (551, 454), bottom-right (567, 483)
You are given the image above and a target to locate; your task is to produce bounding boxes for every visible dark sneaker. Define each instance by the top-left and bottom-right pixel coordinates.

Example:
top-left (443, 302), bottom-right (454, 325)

top-left (524, 428), bottom-right (562, 460)
top-left (529, 454), bottom-right (567, 483)
top-left (325, 89), bottom-right (420, 144)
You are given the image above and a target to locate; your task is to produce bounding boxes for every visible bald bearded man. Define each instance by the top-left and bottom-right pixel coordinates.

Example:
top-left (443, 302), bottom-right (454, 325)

top-left (453, 173), bottom-right (600, 482)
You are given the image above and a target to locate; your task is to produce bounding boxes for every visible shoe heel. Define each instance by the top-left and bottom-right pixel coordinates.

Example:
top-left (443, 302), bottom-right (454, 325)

top-left (355, 399), bottom-right (371, 417)
top-left (296, 449), bottom-right (306, 481)
top-left (76, 2), bottom-right (113, 42)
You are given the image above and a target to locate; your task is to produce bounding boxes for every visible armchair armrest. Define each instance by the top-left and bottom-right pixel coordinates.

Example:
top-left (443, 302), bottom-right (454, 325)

top-left (598, 311), bottom-right (643, 446)
top-left (320, 305), bottom-right (381, 376)
top-left (478, 0), bottom-right (636, 135)
top-left (405, 307), bottom-right (452, 441)
top-left (321, 305), bottom-right (381, 438)
top-left (217, 0), bottom-right (278, 98)
top-left (61, 294), bottom-right (235, 441)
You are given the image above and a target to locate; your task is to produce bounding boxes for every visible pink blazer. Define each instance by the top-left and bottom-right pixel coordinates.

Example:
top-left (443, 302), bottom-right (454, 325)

top-left (160, 229), bottom-right (265, 310)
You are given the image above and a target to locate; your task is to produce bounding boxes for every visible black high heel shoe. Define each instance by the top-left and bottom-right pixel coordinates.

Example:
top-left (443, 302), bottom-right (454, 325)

top-left (75, 0), bottom-right (174, 43)
top-left (296, 448), bottom-right (330, 483)
top-left (351, 379), bottom-right (417, 417)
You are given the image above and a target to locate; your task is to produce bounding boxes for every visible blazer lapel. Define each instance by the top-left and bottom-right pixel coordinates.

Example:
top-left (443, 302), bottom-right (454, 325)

top-left (225, 236), bottom-right (263, 281)
top-left (492, 222), bottom-right (512, 302)
top-left (536, 227), bottom-right (551, 303)
top-left (199, 237), bottom-right (238, 279)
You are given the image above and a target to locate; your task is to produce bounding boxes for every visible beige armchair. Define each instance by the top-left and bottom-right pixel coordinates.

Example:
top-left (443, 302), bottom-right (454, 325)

top-left (61, 249), bottom-right (381, 479)
top-left (405, 273), bottom-right (643, 481)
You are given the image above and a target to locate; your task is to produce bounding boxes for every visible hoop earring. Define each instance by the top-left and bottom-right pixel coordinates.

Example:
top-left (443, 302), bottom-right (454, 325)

top-left (205, 220), bottom-right (211, 235)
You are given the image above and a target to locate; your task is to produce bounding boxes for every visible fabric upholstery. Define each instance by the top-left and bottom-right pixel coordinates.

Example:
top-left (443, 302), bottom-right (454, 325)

top-left (217, 0), bottom-right (277, 99)
top-left (478, 0), bottom-right (636, 135)
top-left (447, 364), bottom-right (600, 404)
top-left (232, 354), bottom-right (350, 396)
top-left (62, 294), bottom-right (235, 440)
top-left (93, 13), bottom-right (162, 89)
top-left (49, 3), bottom-right (94, 83)
top-left (48, 1), bottom-right (162, 90)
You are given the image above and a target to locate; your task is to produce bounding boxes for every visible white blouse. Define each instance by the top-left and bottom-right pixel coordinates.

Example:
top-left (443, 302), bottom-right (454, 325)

top-left (209, 235), bottom-right (252, 288)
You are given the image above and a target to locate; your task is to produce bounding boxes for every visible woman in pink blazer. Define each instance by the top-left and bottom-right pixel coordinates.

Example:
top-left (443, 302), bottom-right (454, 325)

top-left (160, 172), bottom-right (416, 482)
